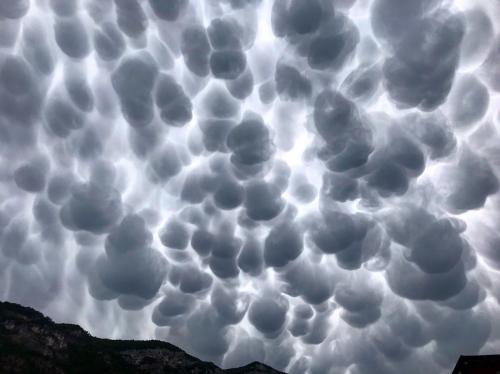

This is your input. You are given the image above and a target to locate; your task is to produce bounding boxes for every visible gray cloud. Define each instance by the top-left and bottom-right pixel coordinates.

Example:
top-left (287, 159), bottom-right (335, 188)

top-left (1, 0), bottom-right (499, 373)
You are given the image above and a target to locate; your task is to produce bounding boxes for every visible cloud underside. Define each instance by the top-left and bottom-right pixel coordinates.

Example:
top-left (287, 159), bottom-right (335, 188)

top-left (1, 0), bottom-right (500, 373)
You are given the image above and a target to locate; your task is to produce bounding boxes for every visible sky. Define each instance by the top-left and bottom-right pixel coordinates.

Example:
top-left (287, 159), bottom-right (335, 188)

top-left (0, 0), bottom-right (500, 373)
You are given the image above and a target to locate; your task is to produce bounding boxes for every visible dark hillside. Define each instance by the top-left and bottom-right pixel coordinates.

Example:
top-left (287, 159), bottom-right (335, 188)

top-left (0, 301), bottom-right (283, 374)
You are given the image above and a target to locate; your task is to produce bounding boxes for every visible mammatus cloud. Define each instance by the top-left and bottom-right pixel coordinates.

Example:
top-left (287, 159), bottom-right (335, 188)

top-left (0, 0), bottom-right (500, 373)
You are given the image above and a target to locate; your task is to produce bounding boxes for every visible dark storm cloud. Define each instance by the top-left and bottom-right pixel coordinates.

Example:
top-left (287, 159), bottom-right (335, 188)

top-left (372, 0), bottom-right (465, 110)
top-left (44, 96), bottom-right (85, 138)
top-left (401, 111), bottom-right (457, 160)
top-left (208, 234), bottom-right (242, 278)
top-left (314, 89), bottom-right (373, 172)
top-left (115, 0), bottom-right (148, 38)
top-left (210, 50), bottom-right (247, 80)
top-left (208, 17), bottom-right (243, 50)
top-left (60, 182), bottom-right (123, 234)
top-left (306, 13), bottom-right (359, 71)
top-left (64, 72), bottom-right (94, 113)
top-left (93, 21), bottom-right (126, 61)
top-left (273, 2), bottom-right (360, 72)
top-left (258, 80), bottom-right (276, 104)
top-left (460, 7), bottom-right (494, 66)
top-left (181, 171), bottom-right (209, 203)
top-left (364, 128), bottom-right (425, 197)
top-left (385, 241), bottom-right (468, 302)
top-left (271, 0), bottom-right (330, 38)
top-left (54, 18), bottom-right (91, 59)
top-left (409, 218), bottom-right (466, 274)
top-left (13, 157), bottom-right (49, 193)
top-left (33, 198), bottom-right (59, 227)
top-left (155, 74), bottom-right (193, 127)
top-left (47, 173), bottom-right (75, 205)
top-left (321, 172), bottom-right (359, 202)
top-left (128, 122), bottom-right (164, 158)
top-left (0, 0), bottom-right (29, 19)
top-left (281, 257), bottom-right (336, 305)
top-left (237, 235), bottom-right (264, 275)
top-left (275, 64), bottom-right (312, 101)
top-left (159, 218), bottom-right (190, 250)
top-left (226, 68), bottom-right (254, 99)
top-left (211, 284), bottom-right (249, 325)
top-left (178, 264), bottom-right (213, 294)
top-left (213, 175), bottom-right (244, 210)
top-left (0, 55), bottom-right (43, 127)
top-left (445, 147), bottom-right (499, 212)
top-left (1, 1), bottom-right (499, 373)
top-left (21, 19), bottom-right (54, 75)
top-left (181, 25), bottom-right (211, 77)
top-left (341, 64), bottom-right (381, 102)
top-left (308, 210), bottom-right (367, 255)
top-left (248, 293), bottom-right (289, 337)
top-left (111, 51), bottom-right (158, 128)
top-left (264, 222), bottom-right (303, 267)
top-left (95, 214), bottom-right (168, 302)
top-left (105, 214), bottom-right (153, 257)
top-left (147, 145), bottom-right (183, 183)
top-left (335, 278), bottom-right (383, 328)
top-left (1, 217), bottom-right (30, 260)
top-left (70, 127), bottom-right (103, 160)
top-left (198, 119), bottom-right (235, 153)
top-left (49, 0), bottom-right (77, 17)
top-left (448, 73), bottom-right (489, 128)
top-left (153, 288), bottom-right (196, 326)
top-left (190, 228), bottom-right (215, 257)
top-left (182, 304), bottom-right (231, 361)
top-left (370, 0), bottom-right (437, 43)
top-left (227, 116), bottom-right (275, 166)
top-left (244, 181), bottom-right (285, 221)
top-left (97, 246), bottom-right (167, 300)
top-left (148, 0), bottom-right (188, 21)
top-left (199, 83), bottom-right (240, 119)
top-left (290, 181), bottom-right (317, 204)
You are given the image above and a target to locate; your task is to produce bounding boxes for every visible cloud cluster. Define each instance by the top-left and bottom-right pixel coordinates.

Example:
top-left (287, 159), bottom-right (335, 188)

top-left (1, 0), bottom-right (500, 373)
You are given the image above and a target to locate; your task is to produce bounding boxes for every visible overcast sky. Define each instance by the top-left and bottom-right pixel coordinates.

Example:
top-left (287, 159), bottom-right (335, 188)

top-left (1, 0), bottom-right (500, 373)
